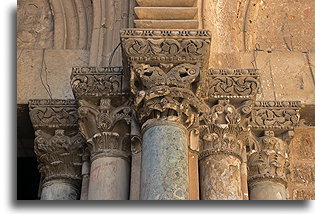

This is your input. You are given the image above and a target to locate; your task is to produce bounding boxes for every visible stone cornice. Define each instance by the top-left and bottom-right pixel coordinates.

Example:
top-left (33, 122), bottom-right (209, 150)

top-left (29, 99), bottom-right (78, 129)
top-left (249, 101), bottom-right (301, 130)
top-left (70, 66), bottom-right (128, 98)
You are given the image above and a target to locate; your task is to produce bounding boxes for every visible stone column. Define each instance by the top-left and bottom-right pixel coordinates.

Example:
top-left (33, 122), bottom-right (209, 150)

top-left (121, 29), bottom-right (211, 200)
top-left (71, 67), bottom-right (132, 200)
top-left (129, 117), bottom-right (142, 200)
top-left (197, 68), bottom-right (261, 200)
top-left (248, 101), bottom-right (301, 200)
top-left (80, 147), bottom-right (90, 200)
top-left (29, 99), bottom-right (84, 200)
top-left (188, 128), bottom-right (200, 200)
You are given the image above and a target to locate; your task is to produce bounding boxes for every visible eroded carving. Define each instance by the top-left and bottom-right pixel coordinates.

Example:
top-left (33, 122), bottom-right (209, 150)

top-left (34, 129), bottom-right (84, 186)
top-left (29, 99), bottom-right (84, 187)
top-left (247, 130), bottom-right (293, 187)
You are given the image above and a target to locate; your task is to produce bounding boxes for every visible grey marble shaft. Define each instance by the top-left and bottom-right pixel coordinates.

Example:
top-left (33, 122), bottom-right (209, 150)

top-left (87, 156), bottom-right (130, 200)
top-left (41, 181), bottom-right (79, 200)
top-left (140, 121), bottom-right (189, 200)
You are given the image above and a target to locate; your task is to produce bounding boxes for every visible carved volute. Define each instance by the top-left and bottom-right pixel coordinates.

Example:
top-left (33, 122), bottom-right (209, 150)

top-left (29, 99), bottom-right (84, 187)
top-left (70, 67), bottom-right (132, 161)
top-left (121, 29), bottom-right (211, 128)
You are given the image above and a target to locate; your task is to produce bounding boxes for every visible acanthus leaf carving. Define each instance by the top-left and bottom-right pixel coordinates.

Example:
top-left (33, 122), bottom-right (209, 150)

top-left (34, 129), bottom-right (84, 186)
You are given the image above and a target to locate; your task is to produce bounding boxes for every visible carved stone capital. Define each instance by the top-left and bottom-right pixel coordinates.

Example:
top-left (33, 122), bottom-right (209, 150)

top-left (70, 67), bottom-right (132, 161)
top-left (247, 101), bottom-right (301, 187)
top-left (29, 99), bottom-right (84, 187)
top-left (247, 130), bottom-right (293, 188)
top-left (121, 29), bottom-right (211, 128)
top-left (199, 100), bottom-right (252, 160)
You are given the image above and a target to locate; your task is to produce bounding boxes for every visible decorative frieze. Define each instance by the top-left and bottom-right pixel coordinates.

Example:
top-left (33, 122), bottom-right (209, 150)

top-left (71, 66), bottom-right (128, 98)
top-left (29, 99), bottom-right (84, 188)
top-left (197, 69), bottom-right (260, 100)
top-left (249, 101), bottom-right (301, 130)
top-left (121, 29), bottom-right (211, 128)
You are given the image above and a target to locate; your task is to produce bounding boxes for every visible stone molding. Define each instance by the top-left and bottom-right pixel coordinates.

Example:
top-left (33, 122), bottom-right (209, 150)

top-left (121, 29), bottom-right (211, 128)
top-left (70, 67), bottom-right (132, 161)
top-left (29, 99), bottom-right (84, 187)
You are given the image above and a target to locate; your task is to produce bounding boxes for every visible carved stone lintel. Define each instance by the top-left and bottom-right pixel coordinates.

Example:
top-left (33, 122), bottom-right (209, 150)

top-left (29, 99), bottom-right (84, 187)
top-left (121, 29), bottom-right (211, 128)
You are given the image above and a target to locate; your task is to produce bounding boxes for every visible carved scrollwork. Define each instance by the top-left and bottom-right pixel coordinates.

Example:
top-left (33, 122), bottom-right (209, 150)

top-left (197, 69), bottom-right (260, 99)
top-left (121, 29), bottom-right (211, 63)
top-left (250, 101), bottom-right (301, 130)
top-left (247, 131), bottom-right (291, 187)
top-left (34, 129), bottom-right (84, 185)
top-left (29, 99), bottom-right (78, 128)
top-left (70, 67), bottom-right (127, 98)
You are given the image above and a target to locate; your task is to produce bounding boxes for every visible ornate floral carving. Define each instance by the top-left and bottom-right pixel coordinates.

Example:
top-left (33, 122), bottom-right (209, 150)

top-left (29, 99), bottom-right (78, 128)
top-left (197, 69), bottom-right (260, 99)
top-left (71, 67), bottom-right (128, 98)
top-left (34, 129), bottom-right (84, 186)
top-left (250, 101), bottom-right (301, 130)
top-left (199, 100), bottom-right (252, 160)
top-left (247, 130), bottom-right (292, 187)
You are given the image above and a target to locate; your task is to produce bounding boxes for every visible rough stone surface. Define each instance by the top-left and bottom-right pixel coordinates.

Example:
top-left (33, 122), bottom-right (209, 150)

top-left (200, 154), bottom-right (242, 200)
top-left (88, 157), bottom-right (130, 200)
top-left (130, 152), bottom-right (141, 200)
top-left (17, 49), bottom-right (89, 104)
top-left (41, 182), bottom-right (79, 200)
top-left (287, 127), bottom-right (315, 200)
top-left (249, 181), bottom-right (286, 200)
top-left (141, 122), bottom-right (189, 200)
